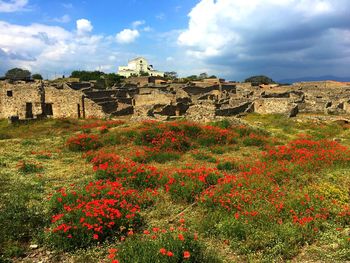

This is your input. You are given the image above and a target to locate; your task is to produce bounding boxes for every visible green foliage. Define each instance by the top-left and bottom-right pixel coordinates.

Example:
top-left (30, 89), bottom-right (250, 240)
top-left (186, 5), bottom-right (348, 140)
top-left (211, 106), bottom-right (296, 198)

top-left (70, 70), bottom-right (104, 81)
top-left (244, 75), bottom-right (276, 86)
top-left (32, 73), bottom-right (43, 80)
top-left (210, 119), bottom-right (231, 129)
top-left (164, 71), bottom-right (178, 80)
top-left (139, 71), bottom-right (150, 76)
top-left (18, 161), bottom-right (44, 174)
top-left (133, 151), bottom-right (181, 164)
top-left (217, 161), bottom-right (239, 171)
top-left (104, 73), bottom-right (125, 88)
top-left (199, 72), bottom-right (208, 79)
top-left (0, 180), bottom-right (46, 259)
top-left (114, 231), bottom-right (222, 263)
top-left (5, 68), bottom-right (31, 81)
top-left (192, 152), bottom-right (216, 163)
top-left (242, 136), bottom-right (266, 147)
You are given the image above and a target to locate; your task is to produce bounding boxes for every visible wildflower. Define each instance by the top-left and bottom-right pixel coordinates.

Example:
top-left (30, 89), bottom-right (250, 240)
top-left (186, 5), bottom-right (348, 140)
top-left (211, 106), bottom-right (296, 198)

top-left (167, 251), bottom-right (174, 257)
top-left (178, 233), bottom-right (184, 241)
top-left (183, 251), bottom-right (190, 259)
top-left (93, 234), bottom-right (99, 240)
top-left (109, 248), bottom-right (118, 254)
top-left (159, 248), bottom-right (167, 255)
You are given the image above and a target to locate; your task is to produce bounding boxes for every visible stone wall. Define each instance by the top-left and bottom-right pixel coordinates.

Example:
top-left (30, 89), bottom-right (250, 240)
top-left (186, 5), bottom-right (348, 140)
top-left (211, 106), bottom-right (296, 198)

top-left (0, 82), bottom-right (43, 119)
top-left (254, 98), bottom-right (298, 117)
top-left (45, 85), bottom-right (107, 119)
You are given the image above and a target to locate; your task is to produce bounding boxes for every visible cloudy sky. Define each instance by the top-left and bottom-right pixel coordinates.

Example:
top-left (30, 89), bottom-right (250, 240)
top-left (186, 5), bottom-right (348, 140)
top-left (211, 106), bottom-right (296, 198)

top-left (0, 0), bottom-right (349, 81)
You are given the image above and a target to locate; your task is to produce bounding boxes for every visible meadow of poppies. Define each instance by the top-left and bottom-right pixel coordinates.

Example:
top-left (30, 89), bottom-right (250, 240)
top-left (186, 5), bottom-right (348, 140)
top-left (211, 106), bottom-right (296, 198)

top-left (0, 116), bottom-right (349, 262)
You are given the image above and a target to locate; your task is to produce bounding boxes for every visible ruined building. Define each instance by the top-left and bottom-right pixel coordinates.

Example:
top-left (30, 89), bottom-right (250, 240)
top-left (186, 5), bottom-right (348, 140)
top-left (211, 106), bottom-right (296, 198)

top-left (118, 57), bottom-right (164, 78)
top-left (1, 78), bottom-right (350, 122)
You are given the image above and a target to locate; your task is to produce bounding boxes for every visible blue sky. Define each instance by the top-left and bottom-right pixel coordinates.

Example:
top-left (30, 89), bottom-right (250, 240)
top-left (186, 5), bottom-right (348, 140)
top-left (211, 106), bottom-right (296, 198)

top-left (0, 0), bottom-right (350, 81)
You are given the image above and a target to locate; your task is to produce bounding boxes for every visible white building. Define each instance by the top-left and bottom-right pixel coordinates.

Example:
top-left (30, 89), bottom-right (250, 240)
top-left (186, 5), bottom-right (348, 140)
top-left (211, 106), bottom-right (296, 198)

top-left (118, 57), bottom-right (164, 78)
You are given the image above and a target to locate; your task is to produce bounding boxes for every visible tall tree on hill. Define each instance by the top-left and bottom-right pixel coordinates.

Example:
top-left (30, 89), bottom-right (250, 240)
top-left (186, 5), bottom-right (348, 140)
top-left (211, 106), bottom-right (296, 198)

top-left (199, 72), bottom-right (208, 79)
top-left (70, 70), bottom-right (104, 81)
top-left (244, 75), bottom-right (276, 86)
top-left (5, 68), bottom-right (31, 81)
top-left (32, 73), bottom-right (43, 80)
top-left (164, 71), bottom-right (178, 80)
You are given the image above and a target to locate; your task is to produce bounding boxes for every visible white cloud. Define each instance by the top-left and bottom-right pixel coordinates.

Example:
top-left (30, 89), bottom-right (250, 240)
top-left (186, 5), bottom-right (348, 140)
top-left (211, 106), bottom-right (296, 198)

top-left (62, 3), bottom-right (73, 9)
top-left (156, 13), bottom-right (165, 20)
top-left (76, 19), bottom-right (93, 35)
top-left (53, 14), bottom-right (71, 23)
top-left (132, 20), bottom-right (145, 28)
top-left (177, 0), bottom-right (350, 79)
top-left (0, 19), bottom-right (134, 77)
top-left (143, 26), bottom-right (152, 32)
top-left (0, 0), bottom-right (28, 12)
top-left (115, 29), bottom-right (139, 44)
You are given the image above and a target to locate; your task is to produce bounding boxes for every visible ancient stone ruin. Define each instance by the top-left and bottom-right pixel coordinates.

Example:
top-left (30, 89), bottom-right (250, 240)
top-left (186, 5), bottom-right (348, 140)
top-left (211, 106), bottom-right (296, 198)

top-left (1, 77), bottom-right (350, 122)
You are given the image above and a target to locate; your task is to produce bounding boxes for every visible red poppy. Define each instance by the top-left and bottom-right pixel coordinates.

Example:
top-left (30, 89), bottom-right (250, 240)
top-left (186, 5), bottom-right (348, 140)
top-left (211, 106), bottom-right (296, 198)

top-left (183, 251), bottom-right (190, 259)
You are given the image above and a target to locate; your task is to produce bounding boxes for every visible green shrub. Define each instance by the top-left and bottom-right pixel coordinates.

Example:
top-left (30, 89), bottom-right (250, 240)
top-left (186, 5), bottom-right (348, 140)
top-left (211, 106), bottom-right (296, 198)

top-left (46, 181), bottom-right (144, 251)
top-left (0, 133), bottom-right (12, 140)
top-left (66, 133), bottom-right (101, 151)
top-left (217, 161), bottom-right (239, 172)
top-left (133, 151), bottom-right (181, 164)
top-left (242, 136), bottom-right (266, 147)
top-left (18, 161), bottom-right (44, 174)
top-left (210, 119), bottom-right (231, 129)
top-left (110, 228), bottom-right (221, 263)
top-left (102, 133), bottom-right (122, 145)
top-left (192, 153), bottom-right (216, 163)
top-left (0, 182), bottom-right (46, 259)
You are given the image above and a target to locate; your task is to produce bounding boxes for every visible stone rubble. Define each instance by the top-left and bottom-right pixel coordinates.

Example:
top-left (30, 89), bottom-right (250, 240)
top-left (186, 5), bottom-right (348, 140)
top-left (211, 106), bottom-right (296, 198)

top-left (1, 78), bottom-right (350, 121)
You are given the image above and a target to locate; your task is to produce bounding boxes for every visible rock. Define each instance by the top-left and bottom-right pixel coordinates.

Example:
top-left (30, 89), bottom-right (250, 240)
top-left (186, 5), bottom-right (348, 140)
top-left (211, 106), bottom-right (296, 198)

top-left (30, 244), bottom-right (39, 249)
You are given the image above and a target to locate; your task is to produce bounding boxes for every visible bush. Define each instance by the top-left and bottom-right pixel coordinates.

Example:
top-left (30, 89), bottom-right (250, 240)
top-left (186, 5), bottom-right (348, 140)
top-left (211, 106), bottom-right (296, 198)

top-left (91, 151), bottom-right (164, 190)
top-left (244, 75), bottom-right (276, 86)
top-left (217, 161), bottom-right (239, 172)
top-left (0, 182), bottom-right (46, 259)
top-left (242, 134), bottom-right (267, 147)
top-left (165, 168), bottom-right (221, 203)
top-left (17, 161), bottom-right (43, 174)
top-left (47, 181), bottom-right (144, 251)
top-left (133, 151), bottom-right (182, 164)
top-left (67, 133), bottom-right (101, 151)
top-left (108, 224), bottom-right (221, 263)
top-left (192, 152), bottom-right (216, 163)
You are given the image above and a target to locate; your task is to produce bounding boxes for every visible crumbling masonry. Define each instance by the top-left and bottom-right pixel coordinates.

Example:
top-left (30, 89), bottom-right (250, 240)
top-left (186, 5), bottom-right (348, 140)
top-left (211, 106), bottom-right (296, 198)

top-left (1, 77), bottom-right (350, 122)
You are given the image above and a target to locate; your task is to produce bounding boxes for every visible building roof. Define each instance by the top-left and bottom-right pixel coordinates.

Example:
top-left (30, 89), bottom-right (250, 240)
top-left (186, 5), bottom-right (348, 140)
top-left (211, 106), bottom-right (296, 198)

top-left (129, 57), bottom-right (147, 62)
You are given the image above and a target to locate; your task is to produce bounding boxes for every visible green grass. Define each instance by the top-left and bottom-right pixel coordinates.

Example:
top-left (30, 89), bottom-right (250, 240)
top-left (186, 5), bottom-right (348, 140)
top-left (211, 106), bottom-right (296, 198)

top-left (0, 116), bottom-right (349, 262)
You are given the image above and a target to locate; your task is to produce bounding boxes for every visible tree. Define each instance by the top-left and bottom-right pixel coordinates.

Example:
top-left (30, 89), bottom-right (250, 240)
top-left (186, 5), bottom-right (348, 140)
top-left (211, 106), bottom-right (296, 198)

top-left (103, 73), bottom-right (125, 88)
top-left (209, 75), bottom-right (217, 79)
top-left (32, 73), bottom-right (43, 80)
top-left (199, 72), bottom-right (208, 79)
top-left (70, 70), bottom-right (104, 81)
top-left (139, 71), bottom-right (150, 77)
top-left (5, 68), bottom-right (31, 81)
top-left (244, 75), bottom-right (276, 86)
top-left (186, 75), bottom-right (199, 81)
top-left (164, 71), bottom-right (178, 80)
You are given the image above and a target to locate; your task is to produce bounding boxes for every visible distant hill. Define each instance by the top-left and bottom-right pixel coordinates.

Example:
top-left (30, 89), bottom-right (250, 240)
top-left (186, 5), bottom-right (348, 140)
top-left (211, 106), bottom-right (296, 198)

top-left (278, 75), bottom-right (350, 84)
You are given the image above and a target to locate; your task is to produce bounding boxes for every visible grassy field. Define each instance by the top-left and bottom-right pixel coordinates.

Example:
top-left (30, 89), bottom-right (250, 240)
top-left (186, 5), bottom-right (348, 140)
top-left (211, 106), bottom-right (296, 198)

top-left (0, 115), bottom-right (349, 263)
